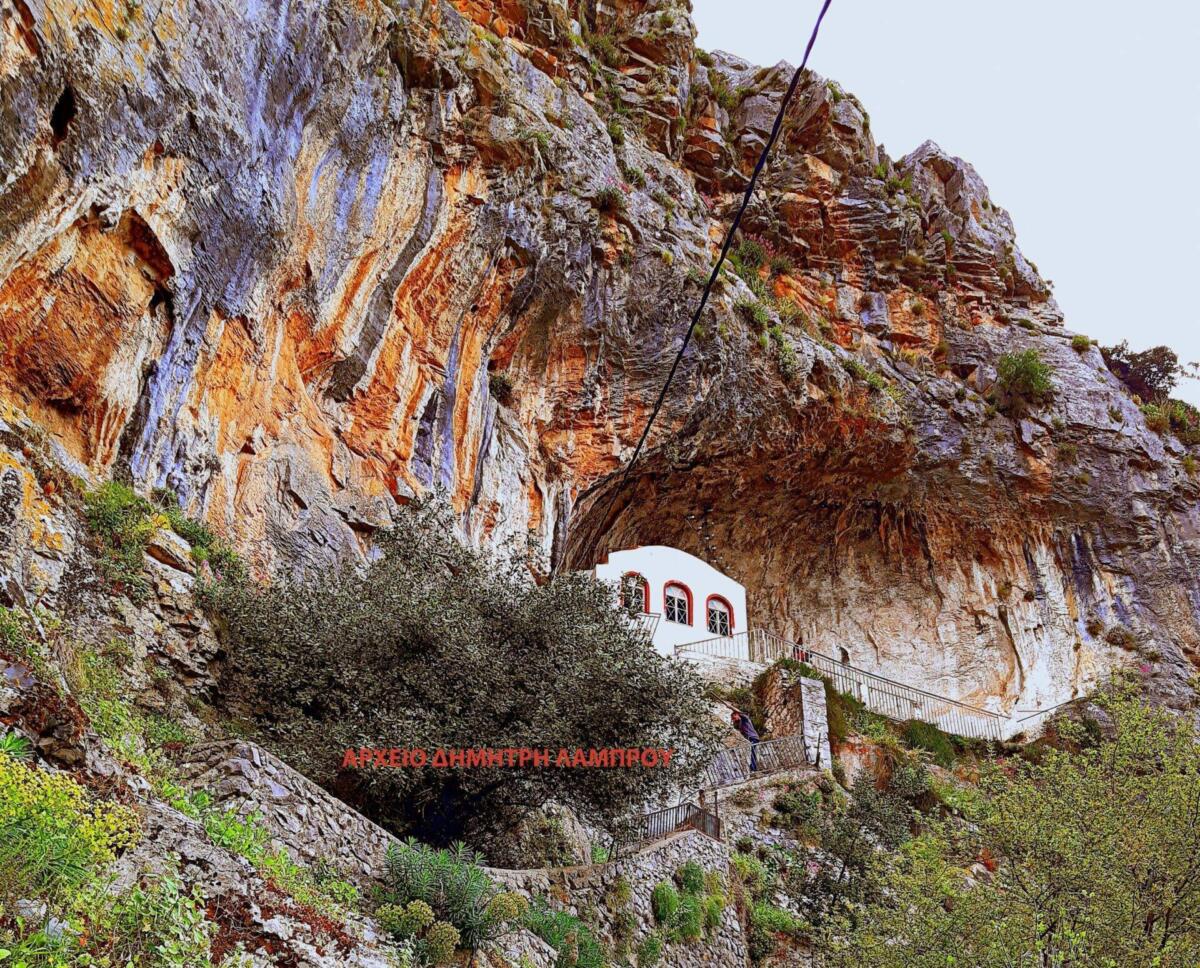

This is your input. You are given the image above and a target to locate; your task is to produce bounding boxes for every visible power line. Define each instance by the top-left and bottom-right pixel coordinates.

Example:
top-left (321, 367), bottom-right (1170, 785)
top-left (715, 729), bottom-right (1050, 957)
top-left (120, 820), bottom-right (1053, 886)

top-left (589, 0), bottom-right (835, 548)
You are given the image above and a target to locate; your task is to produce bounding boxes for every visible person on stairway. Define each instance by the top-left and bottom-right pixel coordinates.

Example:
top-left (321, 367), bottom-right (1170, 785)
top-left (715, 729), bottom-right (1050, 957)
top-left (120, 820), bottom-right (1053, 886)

top-left (731, 709), bottom-right (761, 772)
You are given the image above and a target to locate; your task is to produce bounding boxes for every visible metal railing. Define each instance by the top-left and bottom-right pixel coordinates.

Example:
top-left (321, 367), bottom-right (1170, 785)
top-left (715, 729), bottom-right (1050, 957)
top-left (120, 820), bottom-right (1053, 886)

top-left (616, 801), bottom-right (721, 854)
top-left (678, 628), bottom-right (1007, 741)
top-left (635, 611), bottom-right (661, 641)
top-left (705, 731), bottom-right (819, 789)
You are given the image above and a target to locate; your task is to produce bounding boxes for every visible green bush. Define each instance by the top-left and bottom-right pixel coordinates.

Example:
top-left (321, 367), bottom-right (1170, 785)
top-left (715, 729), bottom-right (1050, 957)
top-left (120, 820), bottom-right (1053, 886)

top-left (488, 371), bottom-right (514, 406)
top-left (0, 754), bottom-right (140, 908)
top-left (0, 730), bottom-right (31, 760)
top-left (152, 489), bottom-right (243, 581)
top-left (213, 499), bottom-right (719, 844)
top-left (423, 920), bottom-right (461, 965)
top-left (900, 720), bottom-right (957, 767)
top-left (676, 860), bottom-right (705, 895)
top-left (1142, 402), bottom-right (1170, 433)
top-left (842, 357), bottom-right (889, 394)
top-left (837, 690), bottom-right (1200, 966)
top-left (84, 481), bottom-right (160, 599)
top-left (383, 839), bottom-right (520, 947)
top-left (86, 875), bottom-right (215, 967)
top-left (673, 894), bottom-right (704, 942)
top-left (750, 901), bottom-right (807, 961)
top-left (703, 894), bottom-right (725, 933)
top-left (736, 298), bottom-right (770, 331)
top-left (1168, 398), bottom-right (1200, 445)
top-left (731, 851), bottom-right (768, 897)
top-left (607, 118), bottom-right (625, 146)
top-left (1071, 334), bottom-right (1092, 352)
top-left (734, 239), bottom-right (767, 270)
top-left (524, 899), bottom-right (605, 968)
top-left (650, 881), bottom-right (680, 923)
top-left (586, 31), bottom-right (624, 68)
top-left (637, 930), bottom-right (664, 965)
top-left (995, 349), bottom-right (1054, 409)
top-left (594, 184), bottom-right (626, 213)
top-left (608, 875), bottom-right (632, 906)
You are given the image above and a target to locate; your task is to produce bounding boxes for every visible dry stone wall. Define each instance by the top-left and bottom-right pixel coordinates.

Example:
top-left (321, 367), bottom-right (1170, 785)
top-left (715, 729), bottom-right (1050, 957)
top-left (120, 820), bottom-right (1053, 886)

top-left (489, 831), bottom-right (746, 968)
top-left (180, 740), bottom-right (751, 965)
top-left (178, 740), bottom-right (401, 890)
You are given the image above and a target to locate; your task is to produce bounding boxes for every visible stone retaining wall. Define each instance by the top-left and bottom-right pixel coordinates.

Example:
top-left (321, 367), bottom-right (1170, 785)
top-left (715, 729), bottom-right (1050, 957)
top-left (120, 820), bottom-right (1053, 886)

top-left (489, 830), bottom-right (746, 968)
top-left (177, 740), bottom-right (401, 889)
top-left (179, 741), bottom-right (750, 966)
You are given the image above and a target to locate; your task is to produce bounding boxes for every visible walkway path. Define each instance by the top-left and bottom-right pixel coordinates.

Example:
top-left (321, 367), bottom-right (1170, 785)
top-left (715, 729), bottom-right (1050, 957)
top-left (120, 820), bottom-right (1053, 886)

top-left (678, 628), bottom-right (1060, 741)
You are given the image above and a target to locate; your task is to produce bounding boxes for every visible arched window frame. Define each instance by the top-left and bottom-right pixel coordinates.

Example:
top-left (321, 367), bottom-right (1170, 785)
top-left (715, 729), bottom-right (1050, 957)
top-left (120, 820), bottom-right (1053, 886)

top-left (620, 571), bottom-right (650, 613)
top-left (705, 594), bottom-right (735, 635)
top-left (663, 581), bottom-right (694, 625)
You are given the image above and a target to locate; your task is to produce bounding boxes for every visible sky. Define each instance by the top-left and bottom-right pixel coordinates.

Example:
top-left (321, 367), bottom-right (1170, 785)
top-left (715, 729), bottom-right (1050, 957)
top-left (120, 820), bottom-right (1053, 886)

top-left (692, 0), bottom-right (1200, 405)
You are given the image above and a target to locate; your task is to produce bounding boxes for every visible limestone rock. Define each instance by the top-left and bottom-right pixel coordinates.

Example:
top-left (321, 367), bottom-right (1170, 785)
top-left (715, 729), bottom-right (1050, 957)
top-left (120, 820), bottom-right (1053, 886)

top-left (0, 0), bottom-right (1197, 724)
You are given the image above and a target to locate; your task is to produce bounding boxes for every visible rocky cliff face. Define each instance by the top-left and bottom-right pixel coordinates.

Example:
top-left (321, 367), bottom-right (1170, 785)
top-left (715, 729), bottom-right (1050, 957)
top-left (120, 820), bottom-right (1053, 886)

top-left (3, 0), bottom-right (1199, 716)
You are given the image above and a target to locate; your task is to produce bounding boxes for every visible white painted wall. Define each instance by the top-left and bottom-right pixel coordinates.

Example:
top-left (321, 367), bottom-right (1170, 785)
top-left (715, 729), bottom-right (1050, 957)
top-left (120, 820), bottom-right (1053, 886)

top-left (594, 546), bottom-right (748, 657)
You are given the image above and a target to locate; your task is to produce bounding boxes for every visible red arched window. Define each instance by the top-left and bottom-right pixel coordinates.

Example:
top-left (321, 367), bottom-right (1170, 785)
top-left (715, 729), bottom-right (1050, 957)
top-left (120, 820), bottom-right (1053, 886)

top-left (620, 572), bottom-right (650, 613)
top-left (664, 582), bottom-right (693, 625)
top-left (705, 595), bottom-right (734, 636)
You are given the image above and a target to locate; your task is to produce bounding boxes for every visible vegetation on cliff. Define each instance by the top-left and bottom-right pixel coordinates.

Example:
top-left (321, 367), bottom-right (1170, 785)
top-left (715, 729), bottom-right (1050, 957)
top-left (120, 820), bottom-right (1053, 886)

top-left (788, 685), bottom-right (1200, 965)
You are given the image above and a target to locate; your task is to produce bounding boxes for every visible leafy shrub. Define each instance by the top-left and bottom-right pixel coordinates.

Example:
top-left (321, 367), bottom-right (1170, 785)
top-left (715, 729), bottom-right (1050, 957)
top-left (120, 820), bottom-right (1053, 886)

top-left (85, 874), bottom-right (215, 967)
top-left (731, 852), bottom-right (768, 896)
top-left (586, 31), bottom-right (624, 68)
top-left (0, 730), bottom-right (32, 760)
top-left (672, 894), bottom-right (704, 942)
top-left (524, 899), bottom-right (605, 968)
top-left (1168, 398), bottom-right (1200, 445)
top-left (619, 161), bottom-right (646, 188)
top-left (637, 930), bottom-right (664, 965)
top-left (488, 371), bottom-right (514, 406)
top-left (1142, 402), bottom-right (1170, 433)
top-left (900, 720), bottom-right (957, 767)
top-left (837, 689), bottom-right (1200, 966)
top-left (84, 481), bottom-right (162, 599)
top-left (734, 239), bottom-right (767, 270)
top-left (842, 357), bottom-right (888, 393)
top-left (606, 118), bottom-right (625, 146)
top-left (423, 920), bottom-right (461, 965)
top-left (1101, 340), bottom-right (1180, 401)
top-left (677, 860), bottom-right (705, 896)
top-left (709, 73), bottom-right (739, 112)
top-left (750, 901), bottom-right (807, 960)
top-left (751, 902), bottom-right (806, 935)
top-left (651, 881), bottom-right (679, 924)
top-left (703, 894), bottom-right (725, 932)
top-left (0, 754), bottom-right (139, 908)
top-left (769, 253), bottom-right (794, 276)
top-left (1071, 334), bottom-right (1092, 352)
top-left (383, 839), bottom-right (521, 947)
top-left (1184, 455), bottom-right (1198, 476)
top-left (995, 349), bottom-right (1054, 409)
top-left (736, 298), bottom-right (769, 331)
top-left (607, 875), bottom-right (632, 907)
top-left (213, 500), bottom-right (718, 843)
top-left (594, 184), bottom-right (626, 213)
top-left (152, 489), bottom-right (243, 581)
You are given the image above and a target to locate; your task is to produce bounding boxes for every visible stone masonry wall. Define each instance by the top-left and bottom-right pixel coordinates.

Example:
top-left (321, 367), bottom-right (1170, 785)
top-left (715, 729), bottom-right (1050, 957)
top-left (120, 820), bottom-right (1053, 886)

top-left (180, 741), bottom-right (750, 966)
top-left (489, 831), bottom-right (746, 968)
top-left (177, 740), bottom-right (401, 890)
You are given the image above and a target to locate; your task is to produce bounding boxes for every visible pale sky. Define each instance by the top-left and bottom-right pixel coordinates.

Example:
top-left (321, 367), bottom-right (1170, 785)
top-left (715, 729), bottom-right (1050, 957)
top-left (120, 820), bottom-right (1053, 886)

top-left (693, 0), bottom-right (1200, 406)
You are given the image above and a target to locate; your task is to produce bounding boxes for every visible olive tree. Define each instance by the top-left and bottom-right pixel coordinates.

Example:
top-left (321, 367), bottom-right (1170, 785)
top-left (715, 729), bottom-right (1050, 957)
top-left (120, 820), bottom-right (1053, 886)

top-left (209, 502), bottom-right (720, 845)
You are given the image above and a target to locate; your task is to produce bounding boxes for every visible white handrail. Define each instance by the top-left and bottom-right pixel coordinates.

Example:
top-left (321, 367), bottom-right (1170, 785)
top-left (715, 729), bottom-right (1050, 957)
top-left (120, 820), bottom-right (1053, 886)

top-left (677, 628), bottom-right (1010, 741)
